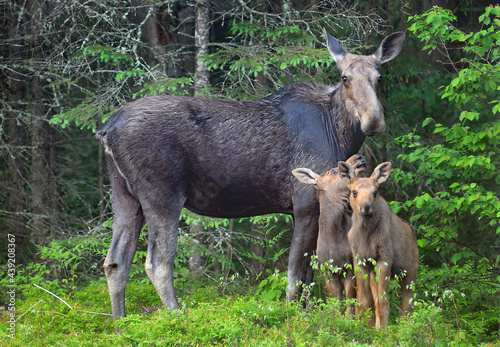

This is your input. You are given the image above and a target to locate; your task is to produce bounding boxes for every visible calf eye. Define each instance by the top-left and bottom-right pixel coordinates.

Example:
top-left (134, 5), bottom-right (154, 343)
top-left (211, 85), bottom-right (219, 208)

top-left (342, 76), bottom-right (349, 84)
top-left (331, 169), bottom-right (338, 175)
top-left (352, 190), bottom-right (358, 198)
top-left (374, 190), bottom-right (378, 198)
top-left (377, 76), bottom-right (383, 84)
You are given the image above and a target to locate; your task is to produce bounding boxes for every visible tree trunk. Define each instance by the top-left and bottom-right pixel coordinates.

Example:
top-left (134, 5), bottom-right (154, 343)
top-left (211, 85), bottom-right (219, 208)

top-left (5, 2), bottom-right (28, 248)
top-left (194, 0), bottom-right (210, 96)
top-left (187, 0), bottom-right (211, 274)
top-left (250, 222), bottom-right (265, 277)
top-left (28, 0), bottom-right (58, 237)
top-left (30, 75), bottom-right (51, 235)
top-left (188, 220), bottom-right (205, 273)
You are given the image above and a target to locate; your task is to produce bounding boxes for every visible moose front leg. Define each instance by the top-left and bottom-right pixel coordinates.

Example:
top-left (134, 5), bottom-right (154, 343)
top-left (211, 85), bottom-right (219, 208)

top-left (355, 264), bottom-right (375, 327)
top-left (286, 210), bottom-right (319, 303)
top-left (370, 262), bottom-right (391, 330)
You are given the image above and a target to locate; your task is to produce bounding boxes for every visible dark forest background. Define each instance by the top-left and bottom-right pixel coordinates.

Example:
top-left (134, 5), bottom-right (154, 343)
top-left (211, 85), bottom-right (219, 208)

top-left (0, 0), bottom-right (499, 344)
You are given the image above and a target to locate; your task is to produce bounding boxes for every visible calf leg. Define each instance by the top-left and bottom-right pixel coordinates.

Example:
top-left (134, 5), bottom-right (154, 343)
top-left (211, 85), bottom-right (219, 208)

top-left (142, 197), bottom-right (185, 311)
top-left (344, 275), bottom-right (356, 316)
top-left (104, 158), bottom-right (144, 320)
top-left (355, 266), bottom-right (375, 327)
top-left (400, 271), bottom-right (416, 317)
top-left (370, 264), bottom-right (391, 330)
top-left (324, 275), bottom-right (342, 299)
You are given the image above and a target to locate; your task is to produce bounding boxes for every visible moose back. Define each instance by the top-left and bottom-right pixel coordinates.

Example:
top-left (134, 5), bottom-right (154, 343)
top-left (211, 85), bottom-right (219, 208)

top-left (97, 29), bottom-right (405, 320)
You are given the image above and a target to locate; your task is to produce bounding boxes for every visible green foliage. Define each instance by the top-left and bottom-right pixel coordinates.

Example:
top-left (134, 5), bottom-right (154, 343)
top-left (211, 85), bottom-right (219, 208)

top-left (395, 6), bottom-right (500, 269)
top-left (76, 45), bottom-right (135, 66)
top-left (203, 1), bottom-right (384, 100)
top-left (133, 77), bottom-right (194, 99)
top-left (206, 22), bottom-right (333, 81)
top-left (253, 269), bottom-right (288, 302)
top-left (2, 234), bottom-right (498, 345)
top-left (49, 97), bottom-right (115, 131)
top-left (4, 276), bottom-right (497, 346)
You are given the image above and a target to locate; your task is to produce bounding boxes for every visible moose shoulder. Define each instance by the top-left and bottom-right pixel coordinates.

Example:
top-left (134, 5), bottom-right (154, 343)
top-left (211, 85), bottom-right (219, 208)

top-left (97, 30), bottom-right (405, 320)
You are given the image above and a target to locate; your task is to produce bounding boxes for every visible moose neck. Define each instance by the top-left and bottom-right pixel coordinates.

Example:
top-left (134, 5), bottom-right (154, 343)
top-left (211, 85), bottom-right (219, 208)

top-left (318, 186), bottom-right (350, 238)
top-left (327, 86), bottom-right (366, 158)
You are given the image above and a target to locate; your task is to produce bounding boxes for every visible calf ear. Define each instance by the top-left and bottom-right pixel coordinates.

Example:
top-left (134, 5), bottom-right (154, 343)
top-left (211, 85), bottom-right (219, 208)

top-left (338, 161), bottom-right (355, 183)
top-left (325, 28), bottom-right (346, 66)
top-left (372, 32), bottom-right (405, 65)
top-left (292, 168), bottom-right (320, 185)
top-left (371, 162), bottom-right (392, 184)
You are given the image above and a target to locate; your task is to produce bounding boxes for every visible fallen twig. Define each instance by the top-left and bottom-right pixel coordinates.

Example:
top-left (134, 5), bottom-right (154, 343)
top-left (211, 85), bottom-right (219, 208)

top-left (32, 283), bottom-right (74, 310)
top-left (15, 299), bottom-right (44, 322)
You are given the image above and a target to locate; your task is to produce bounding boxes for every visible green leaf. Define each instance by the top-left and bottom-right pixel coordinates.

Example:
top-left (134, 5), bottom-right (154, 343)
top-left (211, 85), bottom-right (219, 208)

top-left (422, 117), bottom-right (433, 127)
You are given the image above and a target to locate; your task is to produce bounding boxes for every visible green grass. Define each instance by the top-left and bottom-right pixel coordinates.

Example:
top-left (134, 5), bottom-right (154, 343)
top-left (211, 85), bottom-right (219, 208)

top-left (1, 278), bottom-right (498, 346)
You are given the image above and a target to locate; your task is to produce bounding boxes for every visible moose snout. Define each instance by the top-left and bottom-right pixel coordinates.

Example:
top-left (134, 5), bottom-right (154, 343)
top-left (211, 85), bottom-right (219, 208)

top-left (362, 121), bottom-right (387, 136)
top-left (360, 202), bottom-right (374, 218)
top-left (354, 155), bottom-right (366, 168)
top-left (360, 104), bottom-right (387, 136)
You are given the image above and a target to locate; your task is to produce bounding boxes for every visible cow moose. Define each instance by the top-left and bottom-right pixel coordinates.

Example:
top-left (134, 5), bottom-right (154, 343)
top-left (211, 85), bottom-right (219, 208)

top-left (292, 153), bottom-right (366, 314)
top-left (97, 29), bottom-right (405, 320)
top-left (338, 161), bottom-right (419, 330)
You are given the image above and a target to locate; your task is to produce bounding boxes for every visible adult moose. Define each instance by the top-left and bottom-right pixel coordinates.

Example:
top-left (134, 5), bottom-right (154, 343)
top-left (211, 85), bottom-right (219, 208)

top-left (97, 29), bottom-right (405, 320)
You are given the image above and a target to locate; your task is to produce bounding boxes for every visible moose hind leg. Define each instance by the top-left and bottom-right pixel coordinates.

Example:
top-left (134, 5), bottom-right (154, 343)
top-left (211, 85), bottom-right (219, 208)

top-left (324, 276), bottom-right (342, 299)
top-left (400, 271), bottom-right (416, 317)
top-left (142, 197), bottom-right (185, 311)
top-left (371, 264), bottom-right (391, 330)
top-left (344, 275), bottom-right (356, 316)
top-left (104, 158), bottom-right (144, 320)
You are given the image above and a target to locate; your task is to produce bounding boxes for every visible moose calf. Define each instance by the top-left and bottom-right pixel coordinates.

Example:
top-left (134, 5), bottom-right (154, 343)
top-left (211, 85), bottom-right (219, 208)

top-left (292, 154), bottom-right (366, 314)
top-left (338, 161), bottom-right (418, 329)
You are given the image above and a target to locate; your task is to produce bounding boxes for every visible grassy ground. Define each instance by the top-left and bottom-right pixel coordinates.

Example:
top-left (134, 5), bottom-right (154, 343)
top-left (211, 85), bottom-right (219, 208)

top-left (1, 276), bottom-right (498, 346)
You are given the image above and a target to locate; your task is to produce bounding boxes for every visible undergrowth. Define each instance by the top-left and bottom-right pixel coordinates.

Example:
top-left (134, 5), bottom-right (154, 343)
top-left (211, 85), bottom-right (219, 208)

top-left (1, 270), bottom-right (498, 346)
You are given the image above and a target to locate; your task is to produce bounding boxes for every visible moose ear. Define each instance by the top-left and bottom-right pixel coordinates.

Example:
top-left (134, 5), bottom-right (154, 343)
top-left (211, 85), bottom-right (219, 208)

top-left (292, 168), bottom-right (320, 185)
top-left (371, 162), bottom-right (392, 184)
top-left (324, 28), bottom-right (346, 65)
top-left (372, 32), bottom-right (405, 65)
top-left (338, 161), bottom-right (355, 183)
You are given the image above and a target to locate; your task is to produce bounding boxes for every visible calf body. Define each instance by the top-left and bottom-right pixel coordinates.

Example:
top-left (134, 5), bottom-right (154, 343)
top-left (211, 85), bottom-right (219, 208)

top-left (292, 154), bottom-right (366, 314)
top-left (339, 162), bottom-right (419, 330)
top-left (98, 30), bottom-right (405, 320)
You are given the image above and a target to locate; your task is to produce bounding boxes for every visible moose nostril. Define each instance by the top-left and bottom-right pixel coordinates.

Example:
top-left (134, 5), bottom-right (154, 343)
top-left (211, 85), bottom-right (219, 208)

top-left (361, 205), bottom-right (374, 218)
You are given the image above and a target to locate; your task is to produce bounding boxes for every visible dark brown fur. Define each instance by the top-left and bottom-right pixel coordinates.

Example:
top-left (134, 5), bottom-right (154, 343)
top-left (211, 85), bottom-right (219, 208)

top-left (339, 161), bottom-right (419, 330)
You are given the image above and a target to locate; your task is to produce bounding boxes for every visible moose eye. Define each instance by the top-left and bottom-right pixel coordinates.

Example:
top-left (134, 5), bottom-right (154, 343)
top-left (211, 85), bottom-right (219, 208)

top-left (341, 76), bottom-right (349, 84)
top-left (377, 76), bottom-right (383, 84)
top-left (374, 190), bottom-right (378, 198)
top-left (352, 190), bottom-right (358, 198)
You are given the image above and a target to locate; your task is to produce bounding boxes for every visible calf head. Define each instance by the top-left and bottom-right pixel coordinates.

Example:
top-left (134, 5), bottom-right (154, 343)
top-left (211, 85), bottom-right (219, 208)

top-left (338, 161), bottom-right (392, 219)
top-left (292, 154), bottom-right (366, 196)
top-left (325, 29), bottom-right (405, 136)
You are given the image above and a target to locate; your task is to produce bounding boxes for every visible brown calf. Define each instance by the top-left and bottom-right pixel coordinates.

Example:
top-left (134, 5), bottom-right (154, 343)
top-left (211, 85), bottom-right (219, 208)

top-left (292, 154), bottom-right (366, 314)
top-left (338, 161), bottom-right (418, 329)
